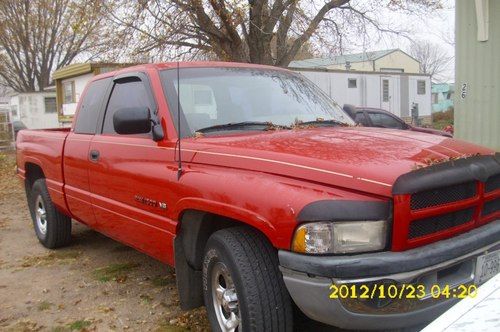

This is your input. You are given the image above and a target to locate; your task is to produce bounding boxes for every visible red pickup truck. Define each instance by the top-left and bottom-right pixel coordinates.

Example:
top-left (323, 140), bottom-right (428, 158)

top-left (16, 62), bottom-right (500, 331)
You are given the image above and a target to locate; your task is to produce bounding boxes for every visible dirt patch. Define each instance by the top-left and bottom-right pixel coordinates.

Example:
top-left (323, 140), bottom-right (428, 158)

top-left (0, 152), bottom-right (210, 331)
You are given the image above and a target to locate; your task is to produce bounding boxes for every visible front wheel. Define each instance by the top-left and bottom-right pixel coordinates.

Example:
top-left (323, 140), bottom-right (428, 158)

top-left (203, 227), bottom-right (293, 332)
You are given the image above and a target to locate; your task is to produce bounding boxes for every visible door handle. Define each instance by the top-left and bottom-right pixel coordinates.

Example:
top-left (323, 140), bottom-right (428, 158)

top-left (89, 150), bottom-right (100, 162)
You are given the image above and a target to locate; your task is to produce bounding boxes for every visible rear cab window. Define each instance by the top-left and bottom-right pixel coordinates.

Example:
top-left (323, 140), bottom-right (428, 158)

top-left (74, 78), bottom-right (112, 134)
top-left (354, 112), bottom-right (369, 126)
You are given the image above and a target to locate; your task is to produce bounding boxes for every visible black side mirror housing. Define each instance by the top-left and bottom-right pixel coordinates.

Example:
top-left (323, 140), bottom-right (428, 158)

top-left (342, 104), bottom-right (357, 120)
top-left (152, 123), bottom-right (164, 142)
top-left (113, 107), bottom-right (165, 141)
top-left (113, 107), bottom-right (152, 135)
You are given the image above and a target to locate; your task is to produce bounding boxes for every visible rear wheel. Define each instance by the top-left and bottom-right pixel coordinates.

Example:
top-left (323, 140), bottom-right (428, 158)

top-left (203, 227), bottom-right (293, 332)
top-left (29, 179), bottom-right (72, 248)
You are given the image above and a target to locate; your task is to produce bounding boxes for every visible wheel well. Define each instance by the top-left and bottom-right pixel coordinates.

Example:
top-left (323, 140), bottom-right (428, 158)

top-left (174, 209), bottom-right (270, 310)
top-left (24, 163), bottom-right (45, 218)
top-left (25, 163), bottom-right (45, 189)
top-left (178, 210), bottom-right (247, 269)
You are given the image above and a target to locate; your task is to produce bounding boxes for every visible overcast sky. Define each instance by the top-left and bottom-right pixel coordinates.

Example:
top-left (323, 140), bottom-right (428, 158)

top-left (348, 0), bottom-right (455, 82)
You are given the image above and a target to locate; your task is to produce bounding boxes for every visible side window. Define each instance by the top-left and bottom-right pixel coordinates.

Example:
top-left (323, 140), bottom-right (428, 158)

top-left (354, 112), bottom-right (369, 126)
top-left (44, 97), bottom-right (57, 113)
top-left (102, 80), bottom-right (151, 134)
top-left (63, 81), bottom-right (75, 103)
top-left (368, 112), bottom-right (404, 129)
top-left (74, 78), bottom-right (111, 134)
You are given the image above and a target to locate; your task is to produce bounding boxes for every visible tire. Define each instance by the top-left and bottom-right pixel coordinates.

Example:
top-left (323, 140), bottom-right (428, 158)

top-left (29, 179), bottom-right (72, 248)
top-left (203, 227), bottom-right (293, 332)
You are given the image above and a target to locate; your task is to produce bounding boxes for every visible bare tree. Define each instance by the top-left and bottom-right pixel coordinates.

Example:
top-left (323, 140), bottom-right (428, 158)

top-left (0, 0), bottom-right (121, 92)
top-left (409, 40), bottom-right (452, 81)
top-left (0, 84), bottom-right (12, 98)
top-left (109, 0), bottom-right (443, 66)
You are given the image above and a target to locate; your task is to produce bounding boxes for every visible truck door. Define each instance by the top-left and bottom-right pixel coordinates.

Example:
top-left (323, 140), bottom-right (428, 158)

top-left (63, 77), bottom-right (112, 227)
top-left (87, 73), bottom-right (177, 263)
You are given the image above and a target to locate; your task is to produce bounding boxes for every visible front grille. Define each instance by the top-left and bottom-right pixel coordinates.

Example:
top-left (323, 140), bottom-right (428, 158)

top-left (485, 173), bottom-right (500, 193)
top-left (482, 198), bottom-right (500, 216)
top-left (410, 182), bottom-right (476, 210)
top-left (408, 208), bottom-right (474, 239)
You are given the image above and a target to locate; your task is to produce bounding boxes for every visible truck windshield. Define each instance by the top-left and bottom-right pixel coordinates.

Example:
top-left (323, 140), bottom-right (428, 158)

top-left (160, 67), bottom-right (354, 137)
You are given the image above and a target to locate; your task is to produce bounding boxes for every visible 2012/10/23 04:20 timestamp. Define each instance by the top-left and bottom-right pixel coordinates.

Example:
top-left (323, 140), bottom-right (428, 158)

top-left (329, 283), bottom-right (478, 300)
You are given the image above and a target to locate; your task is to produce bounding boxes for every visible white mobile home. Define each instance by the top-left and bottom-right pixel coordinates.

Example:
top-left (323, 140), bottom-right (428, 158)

top-left (0, 97), bottom-right (13, 149)
top-left (293, 68), bottom-right (432, 123)
top-left (9, 91), bottom-right (59, 129)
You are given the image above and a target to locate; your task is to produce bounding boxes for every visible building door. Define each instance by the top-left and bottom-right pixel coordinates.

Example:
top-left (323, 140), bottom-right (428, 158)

top-left (380, 77), bottom-right (394, 112)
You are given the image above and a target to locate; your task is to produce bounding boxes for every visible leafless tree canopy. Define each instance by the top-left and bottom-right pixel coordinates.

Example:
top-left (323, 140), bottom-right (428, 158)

top-left (0, 0), bottom-right (120, 92)
top-left (0, 0), bottom-right (445, 92)
top-left (410, 40), bottom-right (452, 82)
top-left (110, 0), bottom-right (443, 66)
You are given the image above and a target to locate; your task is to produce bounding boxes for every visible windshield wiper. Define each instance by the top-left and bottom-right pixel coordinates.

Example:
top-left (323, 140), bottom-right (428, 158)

top-left (196, 121), bottom-right (290, 134)
top-left (297, 119), bottom-right (349, 127)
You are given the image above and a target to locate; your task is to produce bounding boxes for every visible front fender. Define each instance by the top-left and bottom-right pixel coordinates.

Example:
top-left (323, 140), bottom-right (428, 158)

top-left (173, 197), bottom-right (276, 242)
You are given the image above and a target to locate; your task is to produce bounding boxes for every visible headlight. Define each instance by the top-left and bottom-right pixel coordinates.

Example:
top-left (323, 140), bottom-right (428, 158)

top-left (292, 220), bottom-right (387, 254)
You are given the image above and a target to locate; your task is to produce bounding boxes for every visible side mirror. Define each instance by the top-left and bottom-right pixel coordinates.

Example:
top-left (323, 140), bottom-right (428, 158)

top-left (342, 104), bottom-right (357, 120)
top-left (113, 107), bottom-right (152, 135)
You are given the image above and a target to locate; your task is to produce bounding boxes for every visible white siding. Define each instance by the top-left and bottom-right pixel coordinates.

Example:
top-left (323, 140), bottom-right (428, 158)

top-left (9, 95), bottom-right (20, 121)
top-left (408, 76), bottom-right (432, 117)
top-left (296, 70), bottom-right (431, 118)
top-left (10, 92), bottom-right (58, 129)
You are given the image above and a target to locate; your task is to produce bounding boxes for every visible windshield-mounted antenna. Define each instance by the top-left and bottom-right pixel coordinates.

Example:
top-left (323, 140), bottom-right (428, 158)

top-left (176, 60), bottom-right (183, 180)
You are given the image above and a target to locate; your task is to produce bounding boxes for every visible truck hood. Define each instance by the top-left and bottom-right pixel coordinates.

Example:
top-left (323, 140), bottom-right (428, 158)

top-left (185, 127), bottom-right (494, 197)
top-left (409, 125), bottom-right (453, 137)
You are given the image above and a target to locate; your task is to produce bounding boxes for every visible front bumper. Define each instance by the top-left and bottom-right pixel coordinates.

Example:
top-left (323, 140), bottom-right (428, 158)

top-left (279, 220), bottom-right (500, 330)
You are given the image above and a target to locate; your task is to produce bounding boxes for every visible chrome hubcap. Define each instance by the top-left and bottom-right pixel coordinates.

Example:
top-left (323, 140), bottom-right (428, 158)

top-left (35, 195), bottom-right (47, 235)
top-left (212, 262), bottom-right (241, 332)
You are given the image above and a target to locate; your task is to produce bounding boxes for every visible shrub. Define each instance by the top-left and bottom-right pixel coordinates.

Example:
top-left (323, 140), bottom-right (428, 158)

top-left (432, 107), bottom-right (454, 130)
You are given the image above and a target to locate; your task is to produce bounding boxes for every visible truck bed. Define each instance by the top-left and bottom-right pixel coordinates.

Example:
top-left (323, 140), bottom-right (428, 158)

top-left (16, 128), bottom-right (71, 215)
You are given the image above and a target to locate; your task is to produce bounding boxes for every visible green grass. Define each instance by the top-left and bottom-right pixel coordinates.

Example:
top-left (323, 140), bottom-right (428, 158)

top-left (152, 275), bottom-right (171, 287)
top-left (140, 294), bottom-right (153, 304)
top-left (37, 300), bottom-right (53, 311)
top-left (68, 320), bottom-right (92, 331)
top-left (92, 262), bottom-right (139, 282)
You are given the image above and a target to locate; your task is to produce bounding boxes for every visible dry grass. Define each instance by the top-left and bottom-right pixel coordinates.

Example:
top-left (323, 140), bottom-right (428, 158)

top-left (92, 262), bottom-right (140, 282)
top-left (20, 251), bottom-right (82, 268)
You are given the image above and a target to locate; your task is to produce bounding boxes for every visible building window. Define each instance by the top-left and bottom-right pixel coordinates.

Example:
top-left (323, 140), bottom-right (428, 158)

top-left (432, 93), bottom-right (439, 104)
top-left (348, 78), bottom-right (357, 88)
top-left (417, 80), bottom-right (426, 95)
top-left (44, 97), bottom-right (57, 113)
top-left (382, 79), bottom-right (389, 102)
top-left (11, 105), bottom-right (18, 117)
top-left (63, 81), bottom-right (75, 103)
